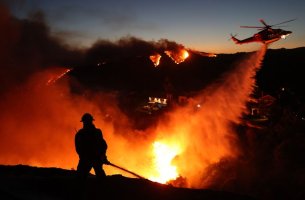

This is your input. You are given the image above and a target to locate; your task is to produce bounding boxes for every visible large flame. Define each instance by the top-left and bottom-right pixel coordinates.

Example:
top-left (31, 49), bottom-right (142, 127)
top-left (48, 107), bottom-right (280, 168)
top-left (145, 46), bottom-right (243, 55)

top-left (149, 141), bottom-right (181, 183)
top-left (140, 45), bottom-right (267, 186)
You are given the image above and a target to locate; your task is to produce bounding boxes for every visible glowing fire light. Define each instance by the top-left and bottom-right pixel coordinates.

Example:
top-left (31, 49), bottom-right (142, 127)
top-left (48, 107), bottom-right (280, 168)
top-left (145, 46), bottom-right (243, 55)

top-left (0, 45), bottom-right (268, 190)
top-left (165, 49), bottom-right (189, 64)
top-left (149, 54), bottom-right (162, 67)
top-left (190, 49), bottom-right (217, 58)
top-left (207, 53), bottom-right (217, 57)
top-left (46, 68), bottom-right (71, 85)
top-left (149, 141), bottom-right (181, 184)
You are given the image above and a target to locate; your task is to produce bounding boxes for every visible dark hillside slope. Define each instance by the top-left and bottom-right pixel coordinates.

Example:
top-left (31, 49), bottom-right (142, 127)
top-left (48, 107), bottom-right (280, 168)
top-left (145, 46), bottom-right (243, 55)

top-left (0, 165), bottom-right (255, 200)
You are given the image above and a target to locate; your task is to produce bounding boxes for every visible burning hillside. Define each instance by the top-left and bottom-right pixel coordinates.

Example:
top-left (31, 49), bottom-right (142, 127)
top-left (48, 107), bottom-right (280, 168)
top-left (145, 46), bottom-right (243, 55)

top-left (1, 3), bottom-right (305, 200)
top-left (0, 6), bottom-right (264, 186)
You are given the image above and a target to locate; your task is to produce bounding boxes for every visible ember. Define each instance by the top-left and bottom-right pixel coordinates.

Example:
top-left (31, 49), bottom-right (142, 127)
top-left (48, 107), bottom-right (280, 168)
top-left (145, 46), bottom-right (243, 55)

top-left (46, 68), bottom-right (72, 86)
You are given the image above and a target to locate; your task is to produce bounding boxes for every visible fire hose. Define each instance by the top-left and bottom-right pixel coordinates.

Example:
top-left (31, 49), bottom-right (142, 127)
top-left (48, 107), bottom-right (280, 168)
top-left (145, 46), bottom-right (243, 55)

top-left (106, 162), bottom-right (147, 180)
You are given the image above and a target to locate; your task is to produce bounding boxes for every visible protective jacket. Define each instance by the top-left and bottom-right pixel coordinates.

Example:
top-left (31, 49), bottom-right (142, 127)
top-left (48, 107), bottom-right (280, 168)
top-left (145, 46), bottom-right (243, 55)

top-left (75, 124), bottom-right (107, 161)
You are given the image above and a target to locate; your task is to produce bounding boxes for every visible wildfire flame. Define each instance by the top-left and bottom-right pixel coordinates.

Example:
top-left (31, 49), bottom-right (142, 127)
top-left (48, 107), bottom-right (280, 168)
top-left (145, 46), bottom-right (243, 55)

top-left (0, 45), bottom-right (267, 190)
top-left (165, 49), bottom-right (189, 64)
top-left (149, 54), bottom-right (162, 67)
top-left (149, 141), bottom-right (181, 183)
top-left (150, 48), bottom-right (190, 67)
top-left (150, 49), bottom-right (215, 68)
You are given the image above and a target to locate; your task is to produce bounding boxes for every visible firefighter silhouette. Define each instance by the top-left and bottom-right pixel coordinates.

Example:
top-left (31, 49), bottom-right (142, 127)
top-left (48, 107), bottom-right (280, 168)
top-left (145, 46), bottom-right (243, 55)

top-left (75, 113), bottom-right (109, 181)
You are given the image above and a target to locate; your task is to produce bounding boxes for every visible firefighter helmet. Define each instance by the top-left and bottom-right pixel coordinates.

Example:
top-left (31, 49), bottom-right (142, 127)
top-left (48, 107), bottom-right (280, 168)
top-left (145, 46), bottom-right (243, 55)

top-left (80, 113), bottom-right (94, 122)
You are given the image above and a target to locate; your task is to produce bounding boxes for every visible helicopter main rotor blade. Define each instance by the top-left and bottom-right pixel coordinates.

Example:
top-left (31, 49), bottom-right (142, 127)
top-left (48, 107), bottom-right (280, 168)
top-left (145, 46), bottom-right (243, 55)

top-left (259, 19), bottom-right (269, 27)
top-left (240, 26), bottom-right (264, 28)
top-left (272, 18), bottom-right (296, 26)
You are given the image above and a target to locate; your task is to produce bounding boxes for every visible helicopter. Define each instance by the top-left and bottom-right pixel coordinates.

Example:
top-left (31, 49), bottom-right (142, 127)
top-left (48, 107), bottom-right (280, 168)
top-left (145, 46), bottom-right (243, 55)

top-left (231, 19), bottom-right (295, 45)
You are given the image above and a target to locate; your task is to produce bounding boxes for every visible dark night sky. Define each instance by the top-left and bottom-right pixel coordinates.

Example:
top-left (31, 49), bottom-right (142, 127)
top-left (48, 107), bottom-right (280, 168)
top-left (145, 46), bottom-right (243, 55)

top-left (7, 0), bottom-right (305, 53)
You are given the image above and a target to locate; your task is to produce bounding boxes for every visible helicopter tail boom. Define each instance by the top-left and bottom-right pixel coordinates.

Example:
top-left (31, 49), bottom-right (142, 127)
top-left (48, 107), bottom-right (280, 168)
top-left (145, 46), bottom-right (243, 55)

top-left (230, 34), bottom-right (243, 44)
